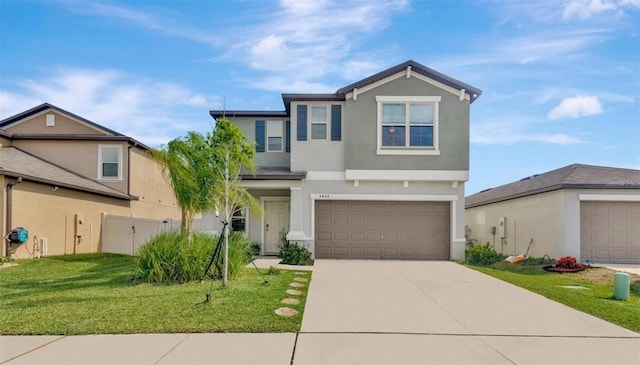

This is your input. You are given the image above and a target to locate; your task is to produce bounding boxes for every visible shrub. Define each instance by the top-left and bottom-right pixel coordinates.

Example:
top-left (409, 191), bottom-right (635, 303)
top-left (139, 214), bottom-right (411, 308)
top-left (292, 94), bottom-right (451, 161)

top-left (135, 231), bottom-right (251, 283)
top-left (465, 242), bottom-right (506, 266)
top-left (266, 266), bottom-right (281, 275)
top-left (277, 231), bottom-right (312, 265)
top-left (556, 256), bottom-right (578, 269)
top-left (135, 231), bottom-right (212, 283)
top-left (249, 241), bottom-right (261, 257)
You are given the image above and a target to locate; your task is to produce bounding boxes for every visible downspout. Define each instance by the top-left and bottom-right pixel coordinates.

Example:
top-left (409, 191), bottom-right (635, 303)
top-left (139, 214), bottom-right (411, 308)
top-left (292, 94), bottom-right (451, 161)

top-left (5, 177), bottom-right (23, 258)
top-left (127, 145), bottom-right (133, 195)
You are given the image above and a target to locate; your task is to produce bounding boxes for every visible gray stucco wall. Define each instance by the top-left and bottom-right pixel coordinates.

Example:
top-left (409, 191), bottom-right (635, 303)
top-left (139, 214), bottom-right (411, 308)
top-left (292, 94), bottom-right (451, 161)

top-left (464, 190), bottom-right (566, 259)
top-left (344, 76), bottom-right (470, 171)
top-left (230, 117), bottom-right (290, 168)
top-left (290, 101), bottom-right (345, 172)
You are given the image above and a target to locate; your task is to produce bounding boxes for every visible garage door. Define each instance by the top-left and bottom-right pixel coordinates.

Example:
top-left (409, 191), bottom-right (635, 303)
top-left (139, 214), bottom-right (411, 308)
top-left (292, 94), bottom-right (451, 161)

top-left (580, 201), bottom-right (640, 264)
top-left (315, 200), bottom-right (450, 260)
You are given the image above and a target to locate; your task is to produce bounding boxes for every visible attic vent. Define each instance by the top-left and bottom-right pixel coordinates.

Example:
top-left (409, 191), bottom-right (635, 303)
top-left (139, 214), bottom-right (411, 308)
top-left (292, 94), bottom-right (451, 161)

top-left (519, 174), bottom-right (539, 181)
top-left (46, 114), bottom-right (55, 127)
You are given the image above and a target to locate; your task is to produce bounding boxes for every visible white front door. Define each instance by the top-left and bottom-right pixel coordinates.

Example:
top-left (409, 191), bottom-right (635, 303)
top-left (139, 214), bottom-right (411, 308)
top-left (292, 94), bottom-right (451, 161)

top-left (264, 201), bottom-right (290, 254)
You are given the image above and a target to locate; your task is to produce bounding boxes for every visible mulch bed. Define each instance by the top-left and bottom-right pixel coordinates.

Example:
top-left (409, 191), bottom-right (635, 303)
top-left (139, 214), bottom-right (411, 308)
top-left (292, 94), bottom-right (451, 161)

top-left (544, 264), bottom-right (588, 273)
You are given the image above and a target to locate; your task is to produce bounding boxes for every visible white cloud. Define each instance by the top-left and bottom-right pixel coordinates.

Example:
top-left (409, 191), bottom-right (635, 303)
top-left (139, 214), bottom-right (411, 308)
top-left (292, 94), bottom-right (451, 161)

top-left (0, 68), bottom-right (218, 146)
top-left (562, 0), bottom-right (640, 20)
top-left (547, 95), bottom-right (604, 120)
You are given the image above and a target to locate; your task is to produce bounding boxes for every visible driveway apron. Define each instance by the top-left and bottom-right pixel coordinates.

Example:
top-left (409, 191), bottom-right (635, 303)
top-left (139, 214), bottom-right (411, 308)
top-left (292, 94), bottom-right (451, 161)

top-left (295, 260), bottom-right (640, 365)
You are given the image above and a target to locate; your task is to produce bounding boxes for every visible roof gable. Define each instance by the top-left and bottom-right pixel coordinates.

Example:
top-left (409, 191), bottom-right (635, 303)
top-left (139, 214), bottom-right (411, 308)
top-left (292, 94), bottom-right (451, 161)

top-left (337, 60), bottom-right (482, 103)
top-left (0, 103), bottom-right (122, 136)
top-left (466, 164), bottom-right (640, 208)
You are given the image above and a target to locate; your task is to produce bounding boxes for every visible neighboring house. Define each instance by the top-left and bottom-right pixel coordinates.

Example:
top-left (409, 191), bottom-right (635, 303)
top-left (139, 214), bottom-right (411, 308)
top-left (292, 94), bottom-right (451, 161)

top-left (209, 60), bottom-right (482, 260)
top-left (0, 103), bottom-right (181, 258)
top-left (465, 164), bottom-right (640, 264)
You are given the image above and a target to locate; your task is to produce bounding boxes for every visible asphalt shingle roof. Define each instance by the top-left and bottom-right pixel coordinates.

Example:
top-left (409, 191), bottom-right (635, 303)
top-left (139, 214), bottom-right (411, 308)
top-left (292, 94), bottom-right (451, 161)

top-left (0, 147), bottom-right (132, 200)
top-left (466, 164), bottom-right (640, 208)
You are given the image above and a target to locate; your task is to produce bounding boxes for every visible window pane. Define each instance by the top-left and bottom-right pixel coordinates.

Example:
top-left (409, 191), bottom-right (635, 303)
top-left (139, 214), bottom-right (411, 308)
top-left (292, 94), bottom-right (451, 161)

top-left (311, 124), bottom-right (327, 139)
top-left (268, 136), bottom-right (282, 151)
top-left (231, 210), bottom-right (245, 232)
top-left (410, 104), bottom-right (433, 125)
top-left (410, 126), bottom-right (433, 146)
top-left (382, 125), bottom-right (405, 146)
top-left (267, 121), bottom-right (283, 136)
top-left (102, 147), bottom-right (119, 163)
top-left (382, 104), bottom-right (405, 124)
top-left (102, 162), bottom-right (118, 177)
top-left (311, 106), bottom-right (327, 122)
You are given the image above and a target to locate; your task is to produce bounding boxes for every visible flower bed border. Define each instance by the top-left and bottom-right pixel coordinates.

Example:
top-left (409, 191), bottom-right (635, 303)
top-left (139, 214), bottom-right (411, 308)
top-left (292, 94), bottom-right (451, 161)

top-left (544, 264), bottom-right (588, 273)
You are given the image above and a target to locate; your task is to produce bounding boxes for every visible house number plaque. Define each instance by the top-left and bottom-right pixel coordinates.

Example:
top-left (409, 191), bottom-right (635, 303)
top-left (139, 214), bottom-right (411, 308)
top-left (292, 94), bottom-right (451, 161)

top-left (318, 194), bottom-right (331, 199)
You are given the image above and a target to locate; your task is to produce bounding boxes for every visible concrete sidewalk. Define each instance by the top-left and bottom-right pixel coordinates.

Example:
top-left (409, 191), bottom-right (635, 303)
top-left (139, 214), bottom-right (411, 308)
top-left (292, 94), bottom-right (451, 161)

top-left (2, 260), bottom-right (639, 365)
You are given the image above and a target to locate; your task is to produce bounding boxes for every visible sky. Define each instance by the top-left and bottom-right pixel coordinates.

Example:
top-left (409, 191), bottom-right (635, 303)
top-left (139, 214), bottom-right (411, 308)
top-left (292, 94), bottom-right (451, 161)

top-left (1, 0), bottom-right (639, 194)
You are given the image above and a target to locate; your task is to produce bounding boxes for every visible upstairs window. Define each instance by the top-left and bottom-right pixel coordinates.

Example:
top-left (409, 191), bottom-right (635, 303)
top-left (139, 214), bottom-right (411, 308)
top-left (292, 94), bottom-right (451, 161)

top-left (98, 145), bottom-right (122, 179)
top-left (267, 120), bottom-right (283, 152)
top-left (311, 106), bottom-right (327, 139)
top-left (376, 96), bottom-right (441, 155)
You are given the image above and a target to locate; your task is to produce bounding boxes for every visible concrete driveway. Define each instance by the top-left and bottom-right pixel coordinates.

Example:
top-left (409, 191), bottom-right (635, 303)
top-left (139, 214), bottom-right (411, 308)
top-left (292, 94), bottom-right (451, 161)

top-left (295, 260), bottom-right (640, 365)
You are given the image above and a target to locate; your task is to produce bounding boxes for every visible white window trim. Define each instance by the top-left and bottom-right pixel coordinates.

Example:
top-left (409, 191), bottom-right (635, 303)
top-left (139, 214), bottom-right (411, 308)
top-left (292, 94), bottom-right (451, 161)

top-left (266, 120), bottom-right (284, 152)
top-left (98, 145), bottom-right (123, 180)
top-left (376, 96), bottom-right (441, 155)
top-left (310, 106), bottom-right (328, 140)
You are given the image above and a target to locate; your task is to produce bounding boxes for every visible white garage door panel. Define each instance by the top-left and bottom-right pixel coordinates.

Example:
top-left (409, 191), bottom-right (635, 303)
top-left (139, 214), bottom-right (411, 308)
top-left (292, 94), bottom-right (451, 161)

top-left (580, 201), bottom-right (640, 264)
top-left (315, 200), bottom-right (450, 260)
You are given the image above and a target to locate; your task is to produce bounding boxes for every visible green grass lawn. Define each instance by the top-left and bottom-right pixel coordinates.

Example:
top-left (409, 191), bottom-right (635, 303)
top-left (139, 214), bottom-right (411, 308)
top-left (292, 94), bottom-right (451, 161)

top-left (465, 262), bottom-right (640, 333)
top-left (0, 253), bottom-right (310, 335)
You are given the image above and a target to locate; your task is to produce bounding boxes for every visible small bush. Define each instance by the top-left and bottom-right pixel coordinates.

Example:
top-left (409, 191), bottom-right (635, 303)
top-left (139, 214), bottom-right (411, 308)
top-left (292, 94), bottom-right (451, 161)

top-left (249, 241), bottom-right (261, 257)
top-left (556, 256), bottom-right (578, 269)
top-left (465, 242), bottom-right (506, 266)
top-left (135, 231), bottom-right (213, 283)
top-left (277, 232), bottom-right (312, 265)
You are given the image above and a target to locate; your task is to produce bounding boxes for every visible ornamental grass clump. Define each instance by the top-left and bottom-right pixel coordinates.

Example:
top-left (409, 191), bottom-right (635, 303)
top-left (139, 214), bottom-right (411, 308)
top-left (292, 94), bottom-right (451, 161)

top-left (135, 231), bottom-right (251, 283)
top-left (465, 242), bottom-right (506, 266)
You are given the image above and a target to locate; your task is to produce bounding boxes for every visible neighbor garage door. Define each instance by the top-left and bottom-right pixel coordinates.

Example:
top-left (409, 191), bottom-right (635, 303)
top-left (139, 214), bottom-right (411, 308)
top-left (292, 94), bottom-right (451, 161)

top-left (315, 200), bottom-right (450, 260)
top-left (580, 201), bottom-right (640, 264)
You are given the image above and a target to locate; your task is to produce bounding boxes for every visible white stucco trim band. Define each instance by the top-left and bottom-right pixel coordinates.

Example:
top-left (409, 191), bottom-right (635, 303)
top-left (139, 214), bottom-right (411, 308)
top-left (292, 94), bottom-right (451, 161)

top-left (305, 171), bottom-right (346, 180)
top-left (345, 169), bottom-right (469, 182)
top-left (578, 194), bottom-right (640, 202)
top-left (240, 180), bottom-right (303, 189)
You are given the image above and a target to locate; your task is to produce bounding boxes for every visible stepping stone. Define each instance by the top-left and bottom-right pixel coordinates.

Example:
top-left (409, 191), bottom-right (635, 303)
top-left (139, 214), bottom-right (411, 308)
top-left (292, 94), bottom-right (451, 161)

top-left (286, 289), bottom-right (302, 296)
top-left (290, 282), bottom-right (305, 288)
top-left (294, 272), bottom-right (305, 275)
top-left (275, 307), bottom-right (298, 317)
top-left (294, 277), bottom-right (308, 282)
top-left (281, 298), bottom-right (300, 305)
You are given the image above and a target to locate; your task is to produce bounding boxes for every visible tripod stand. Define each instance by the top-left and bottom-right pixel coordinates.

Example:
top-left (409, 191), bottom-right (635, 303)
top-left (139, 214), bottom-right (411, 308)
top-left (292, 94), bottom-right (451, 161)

top-left (201, 221), bottom-right (228, 302)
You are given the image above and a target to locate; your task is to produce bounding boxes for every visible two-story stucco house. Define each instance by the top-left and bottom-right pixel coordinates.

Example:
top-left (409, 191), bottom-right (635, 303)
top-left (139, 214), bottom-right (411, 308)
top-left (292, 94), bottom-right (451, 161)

top-left (210, 60), bottom-right (481, 260)
top-left (1, 103), bottom-right (181, 258)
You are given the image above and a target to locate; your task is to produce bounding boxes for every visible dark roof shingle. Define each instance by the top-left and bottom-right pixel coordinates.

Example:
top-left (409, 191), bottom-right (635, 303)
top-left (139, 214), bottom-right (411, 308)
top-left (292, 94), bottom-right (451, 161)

top-left (466, 164), bottom-right (640, 208)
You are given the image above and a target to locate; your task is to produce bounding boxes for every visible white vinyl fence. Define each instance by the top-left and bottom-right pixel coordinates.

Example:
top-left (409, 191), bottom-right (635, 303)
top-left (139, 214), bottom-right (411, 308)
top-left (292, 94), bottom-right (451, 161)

top-left (101, 213), bottom-right (203, 255)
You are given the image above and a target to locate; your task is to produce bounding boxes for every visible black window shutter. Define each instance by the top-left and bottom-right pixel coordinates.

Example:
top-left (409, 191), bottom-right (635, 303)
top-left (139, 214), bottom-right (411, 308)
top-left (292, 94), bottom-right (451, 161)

top-left (297, 105), bottom-right (307, 141)
top-left (255, 120), bottom-right (265, 152)
top-left (331, 105), bottom-right (342, 141)
top-left (285, 120), bottom-right (291, 152)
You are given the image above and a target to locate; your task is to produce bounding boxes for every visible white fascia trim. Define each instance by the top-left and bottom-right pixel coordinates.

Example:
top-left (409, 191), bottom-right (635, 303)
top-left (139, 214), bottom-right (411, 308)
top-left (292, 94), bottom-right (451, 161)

top-left (310, 193), bottom-right (458, 201)
top-left (240, 180), bottom-right (303, 189)
top-left (345, 72), bottom-right (405, 99)
top-left (578, 194), bottom-right (640, 202)
top-left (305, 171), bottom-right (346, 180)
top-left (345, 169), bottom-right (469, 182)
top-left (345, 70), bottom-right (469, 101)
top-left (412, 73), bottom-right (470, 101)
